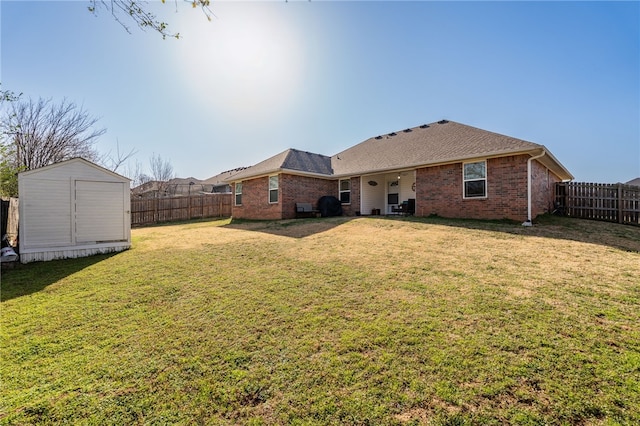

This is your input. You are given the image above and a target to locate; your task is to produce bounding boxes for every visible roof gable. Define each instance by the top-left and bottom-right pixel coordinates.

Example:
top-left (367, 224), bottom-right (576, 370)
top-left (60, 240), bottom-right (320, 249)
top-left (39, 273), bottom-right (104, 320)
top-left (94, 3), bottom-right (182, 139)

top-left (226, 120), bottom-right (572, 181)
top-left (282, 149), bottom-right (333, 175)
top-left (228, 149), bottom-right (332, 181)
top-left (331, 120), bottom-right (545, 176)
top-left (18, 157), bottom-right (130, 181)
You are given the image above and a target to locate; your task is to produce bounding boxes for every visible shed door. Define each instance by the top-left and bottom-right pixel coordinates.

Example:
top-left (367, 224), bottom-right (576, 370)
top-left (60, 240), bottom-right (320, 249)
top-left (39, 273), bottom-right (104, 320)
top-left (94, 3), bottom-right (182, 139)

top-left (75, 181), bottom-right (126, 243)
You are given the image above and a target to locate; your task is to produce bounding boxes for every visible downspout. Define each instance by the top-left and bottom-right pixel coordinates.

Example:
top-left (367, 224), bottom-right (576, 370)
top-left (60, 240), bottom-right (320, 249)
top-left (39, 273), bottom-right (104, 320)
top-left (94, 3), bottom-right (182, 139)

top-left (522, 149), bottom-right (546, 226)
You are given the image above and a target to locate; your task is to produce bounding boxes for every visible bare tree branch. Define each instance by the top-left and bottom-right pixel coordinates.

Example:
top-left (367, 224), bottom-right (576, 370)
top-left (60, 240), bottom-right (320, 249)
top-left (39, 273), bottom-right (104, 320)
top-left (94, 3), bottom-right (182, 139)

top-left (101, 138), bottom-right (138, 173)
top-left (2, 97), bottom-right (105, 171)
top-left (149, 153), bottom-right (174, 196)
top-left (88, 0), bottom-right (215, 40)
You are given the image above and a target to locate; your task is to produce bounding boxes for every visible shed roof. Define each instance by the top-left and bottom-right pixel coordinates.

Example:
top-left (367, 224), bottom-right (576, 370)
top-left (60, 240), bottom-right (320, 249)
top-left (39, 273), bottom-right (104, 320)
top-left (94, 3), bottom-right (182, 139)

top-left (18, 157), bottom-right (130, 181)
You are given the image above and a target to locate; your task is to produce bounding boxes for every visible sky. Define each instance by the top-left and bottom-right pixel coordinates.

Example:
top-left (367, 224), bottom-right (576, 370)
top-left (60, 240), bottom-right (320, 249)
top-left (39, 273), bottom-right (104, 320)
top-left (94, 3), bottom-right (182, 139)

top-left (1, 0), bottom-right (639, 183)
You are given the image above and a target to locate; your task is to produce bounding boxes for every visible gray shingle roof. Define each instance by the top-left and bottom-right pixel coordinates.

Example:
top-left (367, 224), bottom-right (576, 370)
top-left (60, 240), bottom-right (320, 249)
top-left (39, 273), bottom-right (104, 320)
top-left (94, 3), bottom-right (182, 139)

top-left (331, 120), bottom-right (545, 176)
top-left (227, 149), bottom-right (332, 181)
top-left (226, 120), bottom-right (572, 181)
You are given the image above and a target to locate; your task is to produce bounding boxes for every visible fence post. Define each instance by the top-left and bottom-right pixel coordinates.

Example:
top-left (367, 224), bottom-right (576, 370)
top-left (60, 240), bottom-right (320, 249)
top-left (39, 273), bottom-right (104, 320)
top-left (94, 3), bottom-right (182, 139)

top-left (618, 183), bottom-right (623, 224)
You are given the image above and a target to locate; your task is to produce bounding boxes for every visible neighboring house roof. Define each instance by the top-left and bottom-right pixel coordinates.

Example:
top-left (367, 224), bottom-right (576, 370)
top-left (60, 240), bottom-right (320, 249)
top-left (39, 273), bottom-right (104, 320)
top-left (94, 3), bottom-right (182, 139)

top-left (132, 177), bottom-right (203, 196)
top-left (131, 180), bottom-right (162, 195)
top-left (203, 168), bottom-right (250, 186)
top-left (625, 178), bottom-right (640, 187)
top-left (168, 177), bottom-right (202, 186)
top-left (226, 120), bottom-right (574, 182)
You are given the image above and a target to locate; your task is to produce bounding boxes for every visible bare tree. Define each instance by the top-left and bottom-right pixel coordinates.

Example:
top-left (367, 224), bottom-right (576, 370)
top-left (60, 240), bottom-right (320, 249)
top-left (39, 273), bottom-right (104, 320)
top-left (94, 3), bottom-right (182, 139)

top-left (149, 153), bottom-right (174, 196)
top-left (149, 153), bottom-right (174, 182)
top-left (101, 138), bottom-right (137, 174)
top-left (2, 97), bottom-right (105, 171)
top-left (88, 0), bottom-right (214, 40)
top-left (123, 159), bottom-right (153, 188)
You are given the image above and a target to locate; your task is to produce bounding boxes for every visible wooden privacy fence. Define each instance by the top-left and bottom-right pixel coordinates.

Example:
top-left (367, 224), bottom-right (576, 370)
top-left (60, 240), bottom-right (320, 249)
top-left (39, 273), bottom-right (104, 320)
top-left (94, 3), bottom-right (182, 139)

top-left (131, 193), bottom-right (232, 226)
top-left (1, 198), bottom-right (19, 242)
top-left (555, 182), bottom-right (640, 226)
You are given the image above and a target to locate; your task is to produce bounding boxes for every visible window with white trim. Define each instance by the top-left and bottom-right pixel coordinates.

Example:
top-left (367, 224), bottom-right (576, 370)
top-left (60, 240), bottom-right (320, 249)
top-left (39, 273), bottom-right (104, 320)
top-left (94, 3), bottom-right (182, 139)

top-left (235, 182), bottom-right (242, 205)
top-left (269, 175), bottom-right (279, 203)
top-left (463, 161), bottom-right (487, 198)
top-left (339, 179), bottom-right (351, 204)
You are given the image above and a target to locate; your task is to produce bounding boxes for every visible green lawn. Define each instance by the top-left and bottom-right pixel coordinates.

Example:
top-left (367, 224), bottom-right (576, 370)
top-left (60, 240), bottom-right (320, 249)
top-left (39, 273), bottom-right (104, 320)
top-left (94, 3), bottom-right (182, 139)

top-left (1, 216), bottom-right (639, 425)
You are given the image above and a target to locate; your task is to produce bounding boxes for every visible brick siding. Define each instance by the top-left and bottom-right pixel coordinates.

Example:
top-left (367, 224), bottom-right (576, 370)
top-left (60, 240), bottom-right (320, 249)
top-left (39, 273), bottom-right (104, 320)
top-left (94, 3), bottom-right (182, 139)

top-left (340, 177), bottom-right (361, 217)
top-left (416, 155), bottom-right (557, 221)
top-left (232, 176), bottom-right (282, 220)
top-left (281, 174), bottom-right (337, 219)
top-left (531, 159), bottom-right (561, 218)
top-left (233, 174), bottom-right (338, 220)
top-left (232, 156), bottom-right (561, 222)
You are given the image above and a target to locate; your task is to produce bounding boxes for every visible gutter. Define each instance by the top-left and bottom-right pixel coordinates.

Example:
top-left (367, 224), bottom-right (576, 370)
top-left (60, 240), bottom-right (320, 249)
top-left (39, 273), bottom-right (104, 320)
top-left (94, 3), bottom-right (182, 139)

top-left (522, 149), bottom-right (546, 226)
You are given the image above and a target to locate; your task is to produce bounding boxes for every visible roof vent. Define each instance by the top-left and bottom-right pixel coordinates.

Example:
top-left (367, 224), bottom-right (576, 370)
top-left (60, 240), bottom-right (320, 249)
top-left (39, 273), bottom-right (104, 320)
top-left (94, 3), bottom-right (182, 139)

top-left (403, 128), bottom-right (412, 133)
top-left (437, 119), bottom-right (449, 124)
top-left (388, 132), bottom-right (397, 136)
top-left (375, 136), bottom-right (382, 140)
top-left (419, 124), bottom-right (429, 129)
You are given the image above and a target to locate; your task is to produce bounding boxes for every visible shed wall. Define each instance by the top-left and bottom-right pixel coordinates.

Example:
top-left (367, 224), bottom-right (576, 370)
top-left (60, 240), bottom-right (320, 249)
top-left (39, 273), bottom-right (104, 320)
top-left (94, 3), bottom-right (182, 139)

top-left (19, 178), bottom-right (72, 247)
top-left (18, 159), bottom-right (131, 263)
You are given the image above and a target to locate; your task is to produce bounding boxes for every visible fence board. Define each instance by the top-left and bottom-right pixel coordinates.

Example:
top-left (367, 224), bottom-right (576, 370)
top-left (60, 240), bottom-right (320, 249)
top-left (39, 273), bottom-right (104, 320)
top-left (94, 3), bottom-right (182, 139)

top-left (131, 193), bottom-right (232, 226)
top-left (555, 182), bottom-right (640, 226)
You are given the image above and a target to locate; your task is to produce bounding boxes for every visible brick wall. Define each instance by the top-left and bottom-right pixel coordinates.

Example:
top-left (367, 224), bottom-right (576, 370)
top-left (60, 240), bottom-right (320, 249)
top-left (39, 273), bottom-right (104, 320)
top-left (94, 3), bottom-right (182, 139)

top-left (281, 174), bottom-right (336, 219)
top-left (232, 156), bottom-right (562, 221)
top-left (232, 176), bottom-right (282, 220)
top-left (416, 155), bottom-right (539, 221)
top-left (233, 174), bottom-right (338, 220)
top-left (531, 159), bottom-right (561, 218)
top-left (340, 177), bottom-right (361, 217)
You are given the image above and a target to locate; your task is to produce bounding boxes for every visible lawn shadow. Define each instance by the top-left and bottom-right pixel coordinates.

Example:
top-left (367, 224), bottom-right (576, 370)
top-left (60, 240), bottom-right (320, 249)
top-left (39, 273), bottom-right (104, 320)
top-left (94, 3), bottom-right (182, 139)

top-left (399, 214), bottom-right (640, 253)
top-left (1, 252), bottom-right (119, 302)
top-left (223, 216), bottom-right (356, 239)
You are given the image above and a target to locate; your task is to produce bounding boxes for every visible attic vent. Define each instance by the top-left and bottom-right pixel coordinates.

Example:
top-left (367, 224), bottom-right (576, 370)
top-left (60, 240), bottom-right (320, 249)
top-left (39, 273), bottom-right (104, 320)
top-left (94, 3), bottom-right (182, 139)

top-left (403, 128), bottom-right (412, 133)
top-left (419, 124), bottom-right (430, 129)
top-left (388, 132), bottom-right (397, 136)
top-left (375, 136), bottom-right (382, 140)
top-left (437, 119), bottom-right (449, 124)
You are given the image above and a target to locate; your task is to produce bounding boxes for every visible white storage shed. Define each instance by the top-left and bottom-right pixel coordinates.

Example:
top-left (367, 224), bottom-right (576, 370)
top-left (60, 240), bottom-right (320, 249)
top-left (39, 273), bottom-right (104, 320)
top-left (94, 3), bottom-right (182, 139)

top-left (18, 158), bottom-right (131, 263)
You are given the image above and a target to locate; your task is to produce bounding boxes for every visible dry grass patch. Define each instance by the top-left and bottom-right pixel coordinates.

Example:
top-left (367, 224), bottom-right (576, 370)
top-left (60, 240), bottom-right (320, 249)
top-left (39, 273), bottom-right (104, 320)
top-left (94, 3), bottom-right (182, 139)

top-left (2, 215), bottom-right (639, 425)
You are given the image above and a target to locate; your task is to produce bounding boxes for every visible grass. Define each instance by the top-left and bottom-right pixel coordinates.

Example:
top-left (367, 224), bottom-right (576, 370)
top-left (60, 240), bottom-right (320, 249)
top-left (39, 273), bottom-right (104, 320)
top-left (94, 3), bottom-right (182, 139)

top-left (1, 215), bottom-right (639, 425)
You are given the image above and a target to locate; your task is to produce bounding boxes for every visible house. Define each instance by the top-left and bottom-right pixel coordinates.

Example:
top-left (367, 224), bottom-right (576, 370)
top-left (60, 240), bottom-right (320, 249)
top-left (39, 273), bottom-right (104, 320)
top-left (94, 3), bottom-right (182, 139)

top-left (18, 158), bottom-right (131, 263)
top-left (226, 120), bottom-right (573, 223)
top-left (132, 177), bottom-right (208, 198)
top-left (625, 178), bottom-right (640, 187)
top-left (202, 168), bottom-right (249, 194)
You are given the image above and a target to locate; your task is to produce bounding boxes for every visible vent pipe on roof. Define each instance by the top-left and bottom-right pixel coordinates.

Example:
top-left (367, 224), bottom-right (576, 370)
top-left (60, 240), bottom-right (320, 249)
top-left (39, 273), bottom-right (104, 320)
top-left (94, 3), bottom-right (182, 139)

top-left (522, 149), bottom-right (546, 227)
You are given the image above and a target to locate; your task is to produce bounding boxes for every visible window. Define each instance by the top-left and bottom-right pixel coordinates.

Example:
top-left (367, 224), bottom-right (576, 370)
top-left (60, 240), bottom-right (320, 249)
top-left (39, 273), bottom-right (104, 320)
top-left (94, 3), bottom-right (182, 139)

top-left (235, 182), bottom-right (242, 205)
top-left (339, 179), bottom-right (351, 204)
top-left (269, 175), bottom-right (278, 203)
top-left (463, 161), bottom-right (487, 198)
